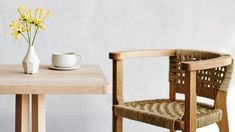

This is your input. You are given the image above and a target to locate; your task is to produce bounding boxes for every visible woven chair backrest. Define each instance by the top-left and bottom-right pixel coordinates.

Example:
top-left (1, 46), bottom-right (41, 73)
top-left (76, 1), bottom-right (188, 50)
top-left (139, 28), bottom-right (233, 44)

top-left (169, 49), bottom-right (233, 99)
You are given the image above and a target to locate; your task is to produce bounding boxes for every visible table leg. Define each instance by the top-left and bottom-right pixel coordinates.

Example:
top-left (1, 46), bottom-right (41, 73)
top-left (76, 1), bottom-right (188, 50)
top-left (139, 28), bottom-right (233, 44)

top-left (15, 94), bottom-right (29, 132)
top-left (32, 94), bottom-right (46, 132)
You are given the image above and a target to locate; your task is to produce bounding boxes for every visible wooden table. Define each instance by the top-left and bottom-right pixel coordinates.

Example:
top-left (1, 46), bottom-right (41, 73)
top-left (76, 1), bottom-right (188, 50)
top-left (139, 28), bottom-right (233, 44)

top-left (0, 65), bottom-right (108, 132)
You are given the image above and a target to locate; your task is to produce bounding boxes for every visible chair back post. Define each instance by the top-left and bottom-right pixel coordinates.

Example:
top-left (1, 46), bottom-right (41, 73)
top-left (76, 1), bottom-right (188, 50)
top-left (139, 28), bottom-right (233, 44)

top-left (169, 56), bottom-right (177, 101)
top-left (112, 60), bottom-right (124, 105)
top-left (169, 82), bottom-right (176, 101)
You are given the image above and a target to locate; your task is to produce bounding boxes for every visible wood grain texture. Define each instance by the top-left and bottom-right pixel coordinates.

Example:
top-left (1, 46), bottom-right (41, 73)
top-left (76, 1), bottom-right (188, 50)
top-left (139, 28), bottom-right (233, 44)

top-left (183, 71), bottom-right (197, 132)
top-left (215, 91), bottom-right (229, 132)
top-left (109, 49), bottom-right (176, 60)
top-left (113, 115), bottom-right (123, 132)
top-left (32, 95), bottom-right (45, 132)
top-left (15, 94), bottom-right (29, 132)
top-left (0, 65), bottom-right (108, 94)
top-left (113, 60), bottom-right (124, 105)
top-left (181, 56), bottom-right (232, 71)
top-left (112, 60), bottom-right (124, 132)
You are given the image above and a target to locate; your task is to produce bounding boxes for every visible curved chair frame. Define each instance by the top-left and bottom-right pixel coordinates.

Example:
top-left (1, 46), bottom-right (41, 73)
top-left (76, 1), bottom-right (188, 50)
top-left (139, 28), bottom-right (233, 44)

top-left (109, 49), bottom-right (233, 132)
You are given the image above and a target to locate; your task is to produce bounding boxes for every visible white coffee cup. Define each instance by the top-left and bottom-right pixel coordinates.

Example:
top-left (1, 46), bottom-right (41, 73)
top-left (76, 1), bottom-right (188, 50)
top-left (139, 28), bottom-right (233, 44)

top-left (52, 52), bottom-right (83, 68)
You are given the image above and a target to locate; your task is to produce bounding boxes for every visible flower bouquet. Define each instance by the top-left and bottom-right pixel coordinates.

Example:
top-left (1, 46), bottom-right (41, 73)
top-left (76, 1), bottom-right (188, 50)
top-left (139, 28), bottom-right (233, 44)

top-left (9, 5), bottom-right (51, 74)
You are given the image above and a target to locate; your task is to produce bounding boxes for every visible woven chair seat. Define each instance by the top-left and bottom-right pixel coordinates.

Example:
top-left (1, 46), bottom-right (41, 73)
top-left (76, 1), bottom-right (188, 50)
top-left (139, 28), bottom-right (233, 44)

top-left (114, 99), bottom-right (222, 130)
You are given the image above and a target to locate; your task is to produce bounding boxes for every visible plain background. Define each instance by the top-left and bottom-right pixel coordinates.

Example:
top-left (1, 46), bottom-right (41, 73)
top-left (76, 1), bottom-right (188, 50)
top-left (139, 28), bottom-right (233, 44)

top-left (0, 0), bottom-right (235, 132)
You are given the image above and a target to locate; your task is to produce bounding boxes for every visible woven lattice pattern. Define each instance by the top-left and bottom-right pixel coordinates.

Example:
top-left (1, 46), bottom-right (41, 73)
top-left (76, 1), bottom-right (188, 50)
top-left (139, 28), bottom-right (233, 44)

top-left (114, 99), bottom-right (222, 130)
top-left (169, 49), bottom-right (233, 99)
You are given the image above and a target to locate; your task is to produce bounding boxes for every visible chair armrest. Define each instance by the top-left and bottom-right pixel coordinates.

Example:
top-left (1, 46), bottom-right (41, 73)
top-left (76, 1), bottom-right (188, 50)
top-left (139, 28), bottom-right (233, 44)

top-left (181, 55), bottom-right (232, 71)
top-left (109, 49), bottom-right (176, 60)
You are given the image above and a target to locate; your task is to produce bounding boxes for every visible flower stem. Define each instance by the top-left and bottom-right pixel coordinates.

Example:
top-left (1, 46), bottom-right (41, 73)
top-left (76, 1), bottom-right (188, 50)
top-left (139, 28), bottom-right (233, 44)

top-left (31, 26), bottom-right (39, 46)
top-left (29, 24), bottom-right (32, 42)
top-left (20, 32), bottom-right (30, 46)
top-left (26, 22), bottom-right (31, 45)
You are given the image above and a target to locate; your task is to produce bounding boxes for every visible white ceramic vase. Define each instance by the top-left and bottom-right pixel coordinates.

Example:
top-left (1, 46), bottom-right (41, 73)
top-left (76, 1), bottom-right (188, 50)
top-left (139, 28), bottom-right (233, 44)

top-left (22, 45), bottom-right (40, 74)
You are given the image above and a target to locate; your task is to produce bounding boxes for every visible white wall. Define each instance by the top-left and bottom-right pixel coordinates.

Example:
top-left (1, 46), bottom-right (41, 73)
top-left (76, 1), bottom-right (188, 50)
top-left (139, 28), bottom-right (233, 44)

top-left (0, 0), bottom-right (235, 132)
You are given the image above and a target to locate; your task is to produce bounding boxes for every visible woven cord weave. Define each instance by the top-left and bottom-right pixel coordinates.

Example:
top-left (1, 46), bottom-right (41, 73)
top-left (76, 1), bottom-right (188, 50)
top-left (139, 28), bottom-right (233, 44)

top-left (169, 49), bottom-right (233, 99)
top-left (114, 99), bottom-right (222, 130)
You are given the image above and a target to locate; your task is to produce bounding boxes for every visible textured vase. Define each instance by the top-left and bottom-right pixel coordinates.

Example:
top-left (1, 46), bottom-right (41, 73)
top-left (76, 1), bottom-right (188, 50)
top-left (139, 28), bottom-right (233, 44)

top-left (22, 45), bottom-right (40, 74)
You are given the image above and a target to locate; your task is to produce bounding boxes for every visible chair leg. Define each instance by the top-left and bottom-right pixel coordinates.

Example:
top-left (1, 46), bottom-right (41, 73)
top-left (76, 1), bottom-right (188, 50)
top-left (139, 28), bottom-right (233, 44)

top-left (215, 91), bottom-right (229, 132)
top-left (183, 71), bottom-right (197, 132)
top-left (113, 115), bottom-right (122, 132)
top-left (216, 108), bottom-right (229, 132)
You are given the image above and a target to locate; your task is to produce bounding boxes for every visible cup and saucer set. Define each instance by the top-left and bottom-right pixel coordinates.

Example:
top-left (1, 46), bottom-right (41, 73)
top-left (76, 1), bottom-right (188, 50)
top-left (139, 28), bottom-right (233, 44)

top-left (49, 52), bottom-right (83, 70)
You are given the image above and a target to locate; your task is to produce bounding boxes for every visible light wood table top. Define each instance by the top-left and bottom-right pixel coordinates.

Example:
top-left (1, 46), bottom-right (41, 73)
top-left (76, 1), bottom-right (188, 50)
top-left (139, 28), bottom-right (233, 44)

top-left (0, 65), bottom-right (109, 94)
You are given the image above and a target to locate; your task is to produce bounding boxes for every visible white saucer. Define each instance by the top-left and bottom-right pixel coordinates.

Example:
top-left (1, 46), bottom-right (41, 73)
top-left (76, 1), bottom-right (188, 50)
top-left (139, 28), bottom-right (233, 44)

top-left (49, 65), bottom-right (80, 70)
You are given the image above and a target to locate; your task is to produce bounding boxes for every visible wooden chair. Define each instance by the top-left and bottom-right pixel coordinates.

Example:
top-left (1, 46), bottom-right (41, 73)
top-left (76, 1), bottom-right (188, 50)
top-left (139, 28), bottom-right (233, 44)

top-left (109, 49), bottom-right (233, 132)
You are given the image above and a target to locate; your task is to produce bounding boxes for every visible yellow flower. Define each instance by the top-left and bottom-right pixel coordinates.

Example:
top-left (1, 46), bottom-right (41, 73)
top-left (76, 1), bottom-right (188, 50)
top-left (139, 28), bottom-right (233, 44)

top-left (18, 5), bottom-right (28, 20)
top-left (41, 11), bottom-right (51, 22)
top-left (28, 9), bottom-right (33, 22)
top-left (10, 5), bottom-right (51, 45)
top-left (18, 5), bottom-right (34, 24)
top-left (18, 5), bottom-right (27, 17)
top-left (39, 23), bottom-right (46, 30)
top-left (11, 31), bottom-right (20, 40)
top-left (10, 20), bottom-right (19, 31)
top-left (9, 20), bottom-right (27, 40)
top-left (33, 8), bottom-right (51, 30)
